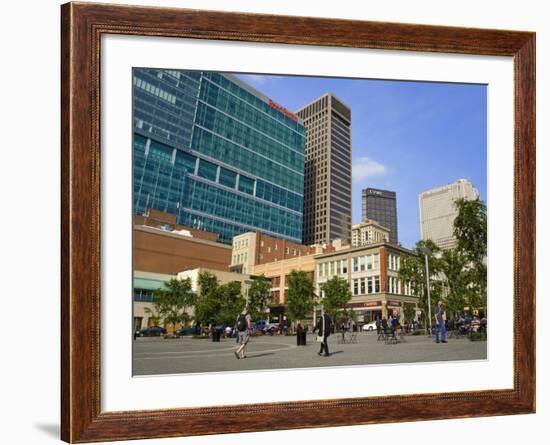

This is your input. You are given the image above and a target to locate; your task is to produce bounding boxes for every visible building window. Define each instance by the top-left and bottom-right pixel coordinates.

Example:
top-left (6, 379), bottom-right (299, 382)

top-left (218, 167), bottom-right (237, 188)
top-left (197, 158), bottom-right (218, 181)
top-left (238, 175), bottom-right (254, 195)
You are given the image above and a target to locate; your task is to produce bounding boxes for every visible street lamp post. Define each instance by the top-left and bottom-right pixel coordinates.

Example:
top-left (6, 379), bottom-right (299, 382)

top-left (423, 252), bottom-right (433, 336)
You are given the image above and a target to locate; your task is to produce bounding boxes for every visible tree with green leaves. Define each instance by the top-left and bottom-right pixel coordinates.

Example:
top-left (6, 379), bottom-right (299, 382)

top-left (438, 248), bottom-right (469, 318)
top-left (403, 303), bottom-right (416, 322)
top-left (454, 198), bottom-right (487, 262)
top-left (215, 281), bottom-right (247, 326)
top-left (285, 270), bottom-right (315, 326)
top-left (151, 278), bottom-right (196, 332)
top-left (320, 276), bottom-right (352, 324)
top-left (193, 271), bottom-right (219, 326)
top-left (247, 275), bottom-right (273, 321)
top-left (398, 239), bottom-right (443, 323)
top-left (193, 271), bottom-right (246, 327)
top-left (453, 197), bottom-right (487, 313)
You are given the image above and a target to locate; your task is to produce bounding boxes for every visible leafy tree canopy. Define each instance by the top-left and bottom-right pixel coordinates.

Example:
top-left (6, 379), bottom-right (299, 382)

top-left (193, 272), bottom-right (246, 327)
top-left (321, 276), bottom-right (352, 322)
top-left (151, 277), bottom-right (196, 329)
top-left (247, 275), bottom-right (272, 321)
top-left (285, 270), bottom-right (314, 322)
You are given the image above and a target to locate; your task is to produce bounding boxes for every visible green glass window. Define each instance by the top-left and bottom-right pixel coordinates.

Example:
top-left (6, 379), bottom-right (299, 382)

top-left (175, 150), bottom-right (197, 173)
top-left (197, 159), bottom-right (217, 181)
top-left (238, 175), bottom-right (254, 195)
top-left (219, 167), bottom-right (237, 188)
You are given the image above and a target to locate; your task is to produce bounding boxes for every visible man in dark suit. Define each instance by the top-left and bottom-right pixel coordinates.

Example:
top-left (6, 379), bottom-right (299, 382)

top-left (313, 308), bottom-right (333, 357)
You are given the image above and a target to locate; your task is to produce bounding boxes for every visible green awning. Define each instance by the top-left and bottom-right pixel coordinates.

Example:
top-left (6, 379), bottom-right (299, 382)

top-left (133, 278), bottom-right (167, 291)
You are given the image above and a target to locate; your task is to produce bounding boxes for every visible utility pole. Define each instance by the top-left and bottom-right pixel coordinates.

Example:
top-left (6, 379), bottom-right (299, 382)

top-left (424, 253), bottom-right (432, 336)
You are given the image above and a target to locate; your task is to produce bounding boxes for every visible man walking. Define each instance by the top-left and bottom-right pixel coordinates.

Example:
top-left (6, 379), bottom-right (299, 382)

top-left (313, 308), bottom-right (332, 357)
top-left (234, 307), bottom-right (252, 359)
top-left (435, 300), bottom-right (447, 343)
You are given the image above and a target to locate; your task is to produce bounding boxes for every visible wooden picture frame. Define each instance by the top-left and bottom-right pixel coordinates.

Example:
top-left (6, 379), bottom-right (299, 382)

top-left (61, 2), bottom-right (535, 442)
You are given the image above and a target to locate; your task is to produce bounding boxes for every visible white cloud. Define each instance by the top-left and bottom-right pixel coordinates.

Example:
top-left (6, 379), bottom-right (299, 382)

top-left (352, 157), bottom-right (387, 181)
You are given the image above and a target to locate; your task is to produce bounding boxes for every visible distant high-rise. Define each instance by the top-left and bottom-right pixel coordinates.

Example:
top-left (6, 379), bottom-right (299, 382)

top-left (351, 219), bottom-right (390, 247)
top-left (419, 179), bottom-right (480, 250)
top-left (295, 93), bottom-right (352, 245)
top-left (362, 188), bottom-right (398, 244)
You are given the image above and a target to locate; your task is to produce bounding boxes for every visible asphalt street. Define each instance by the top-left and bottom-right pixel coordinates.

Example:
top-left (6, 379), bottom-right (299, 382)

top-left (133, 332), bottom-right (487, 376)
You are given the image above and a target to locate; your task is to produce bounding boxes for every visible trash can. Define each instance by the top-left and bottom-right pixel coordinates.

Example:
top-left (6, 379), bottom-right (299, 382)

top-left (212, 328), bottom-right (221, 342)
top-left (296, 331), bottom-right (307, 346)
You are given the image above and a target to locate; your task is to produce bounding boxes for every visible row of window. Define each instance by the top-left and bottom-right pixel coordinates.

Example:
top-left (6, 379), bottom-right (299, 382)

top-left (352, 254), bottom-right (380, 272)
top-left (191, 127), bottom-right (304, 193)
top-left (233, 238), bottom-right (250, 249)
top-left (182, 180), bottom-right (302, 241)
top-left (387, 254), bottom-right (401, 271)
top-left (136, 134), bottom-right (305, 214)
top-left (134, 288), bottom-right (155, 303)
top-left (352, 276), bottom-right (381, 296)
top-left (199, 82), bottom-right (306, 152)
top-left (317, 260), bottom-right (348, 278)
top-left (134, 76), bottom-right (177, 105)
top-left (232, 252), bottom-right (248, 265)
top-left (194, 101), bottom-right (305, 172)
top-left (202, 72), bottom-right (305, 133)
top-left (133, 135), bottom-right (303, 244)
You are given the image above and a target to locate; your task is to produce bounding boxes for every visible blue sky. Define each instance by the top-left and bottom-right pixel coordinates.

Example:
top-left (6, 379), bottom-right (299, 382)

top-left (236, 73), bottom-right (487, 249)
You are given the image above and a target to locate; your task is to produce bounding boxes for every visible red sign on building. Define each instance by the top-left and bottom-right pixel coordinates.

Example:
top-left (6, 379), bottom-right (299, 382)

top-left (268, 99), bottom-right (298, 122)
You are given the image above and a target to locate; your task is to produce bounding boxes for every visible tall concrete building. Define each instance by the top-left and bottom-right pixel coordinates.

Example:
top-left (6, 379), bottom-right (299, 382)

top-left (362, 188), bottom-right (398, 244)
top-left (295, 93), bottom-right (352, 245)
top-left (419, 178), bottom-right (480, 250)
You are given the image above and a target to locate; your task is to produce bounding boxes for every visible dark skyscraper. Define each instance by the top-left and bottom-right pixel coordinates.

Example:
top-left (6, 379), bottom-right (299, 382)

top-left (361, 188), bottom-right (398, 244)
top-left (296, 93), bottom-right (352, 245)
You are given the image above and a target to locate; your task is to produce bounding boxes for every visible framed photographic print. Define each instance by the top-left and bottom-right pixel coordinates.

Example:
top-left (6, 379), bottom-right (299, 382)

top-left (61, 2), bottom-right (535, 443)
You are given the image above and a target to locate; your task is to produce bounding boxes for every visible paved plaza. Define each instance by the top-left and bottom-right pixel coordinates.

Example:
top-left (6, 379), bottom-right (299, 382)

top-left (133, 332), bottom-right (487, 376)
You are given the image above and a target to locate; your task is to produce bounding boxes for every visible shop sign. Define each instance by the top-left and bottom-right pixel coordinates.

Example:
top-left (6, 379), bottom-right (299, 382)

top-left (269, 99), bottom-right (298, 121)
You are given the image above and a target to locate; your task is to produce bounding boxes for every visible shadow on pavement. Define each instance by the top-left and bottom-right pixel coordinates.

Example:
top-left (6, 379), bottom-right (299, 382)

top-left (247, 352), bottom-right (275, 359)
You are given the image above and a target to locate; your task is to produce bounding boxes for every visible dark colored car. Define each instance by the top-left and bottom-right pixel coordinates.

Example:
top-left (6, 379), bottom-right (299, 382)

top-left (176, 326), bottom-right (195, 336)
top-left (137, 326), bottom-right (167, 337)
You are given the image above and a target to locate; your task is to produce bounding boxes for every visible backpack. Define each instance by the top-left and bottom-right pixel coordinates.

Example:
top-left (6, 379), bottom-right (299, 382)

top-left (237, 314), bottom-right (248, 332)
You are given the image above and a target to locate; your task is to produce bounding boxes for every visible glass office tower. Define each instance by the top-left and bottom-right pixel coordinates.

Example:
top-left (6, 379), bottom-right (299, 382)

top-left (133, 69), bottom-right (306, 244)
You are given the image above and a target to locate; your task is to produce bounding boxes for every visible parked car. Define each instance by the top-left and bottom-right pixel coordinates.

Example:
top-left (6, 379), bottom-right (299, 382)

top-left (362, 320), bottom-right (378, 331)
top-left (263, 323), bottom-right (280, 335)
top-left (254, 320), bottom-right (269, 331)
top-left (175, 326), bottom-right (195, 336)
top-left (136, 326), bottom-right (167, 337)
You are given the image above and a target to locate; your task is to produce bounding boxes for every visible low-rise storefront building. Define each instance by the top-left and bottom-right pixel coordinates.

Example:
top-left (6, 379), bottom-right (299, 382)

top-left (315, 242), bottom-right (418, 323)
